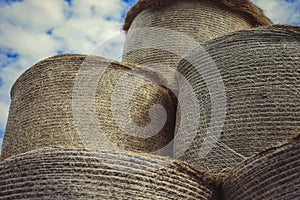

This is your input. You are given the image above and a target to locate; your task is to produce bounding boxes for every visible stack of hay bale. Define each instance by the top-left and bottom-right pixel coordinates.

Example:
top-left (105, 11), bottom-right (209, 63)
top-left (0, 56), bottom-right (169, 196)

top-left (0, 55), bottom-right (221, 199)
top-left (0, 0), bottom-right (299, 199)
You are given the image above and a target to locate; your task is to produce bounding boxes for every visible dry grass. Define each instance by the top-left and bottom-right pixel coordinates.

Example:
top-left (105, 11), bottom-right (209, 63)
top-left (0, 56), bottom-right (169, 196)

top-left (123, 0), bottom-right (272, 31)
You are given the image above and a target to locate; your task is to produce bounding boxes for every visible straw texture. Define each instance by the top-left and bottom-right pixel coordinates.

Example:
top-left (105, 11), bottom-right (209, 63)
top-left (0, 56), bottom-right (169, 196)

top-left (123, 0), bottom-right (259, 67)
top-left (123, 0), bottom-right (272, 31)
top-left (122, 0), bottom-right (271, 90)
top-left (1, 54), bottom-right (176, 160)
top-left (223, 134), bottom-right (300, 200)
top-left (175, 26), bottom-right (300, 173)
top-left (0, 148), bottom-right (220, 199)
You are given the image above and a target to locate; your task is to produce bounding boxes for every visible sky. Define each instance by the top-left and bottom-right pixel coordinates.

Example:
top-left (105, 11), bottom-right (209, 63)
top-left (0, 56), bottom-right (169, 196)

top-left (0, 0), bottom-right (300, 154)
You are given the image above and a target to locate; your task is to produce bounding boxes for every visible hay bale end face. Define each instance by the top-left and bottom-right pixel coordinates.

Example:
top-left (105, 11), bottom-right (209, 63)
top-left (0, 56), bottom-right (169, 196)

top-left (1, 54), bottom-right (176, 160)
top-left (175, 26), bottom-right (300, 173)
top-left (223, 134), bottom-right (300, 200)
top-left (0, 148), bottom-right (221, 199)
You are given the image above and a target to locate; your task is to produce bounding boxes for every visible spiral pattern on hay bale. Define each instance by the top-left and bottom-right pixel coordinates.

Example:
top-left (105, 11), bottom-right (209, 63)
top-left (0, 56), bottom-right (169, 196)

top-left (223, 134), bottom-right (300, 200)
top-left (123, 0), bottom-right (272, 31)
top-left (175, 26), bottom-right (300, 173)
top-left (1, 54), bottom-right (176, 160)
top-left (122, 0), bottom-right (271, 70)
top-left (0, 148), bottom-right (221, 199)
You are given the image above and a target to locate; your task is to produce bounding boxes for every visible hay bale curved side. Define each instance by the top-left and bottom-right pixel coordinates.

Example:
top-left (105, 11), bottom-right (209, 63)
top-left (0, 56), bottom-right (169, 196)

top-left (0, 148), bottom-right (221, 199)
top-left (123, 0), bottom-right (272, 31)
top-left (174, 26), bottom-right (300, 173)
top-left (122, 0), bottom-right (271, 70)
top-left (223, 134), bottom-right (300, 200)
top-left (1, 54), bottom-right (176, 160)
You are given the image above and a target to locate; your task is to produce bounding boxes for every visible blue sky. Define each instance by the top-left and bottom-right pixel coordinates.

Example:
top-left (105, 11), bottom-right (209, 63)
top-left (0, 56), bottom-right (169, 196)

top-left (0, 0), bottom-right (299, 154)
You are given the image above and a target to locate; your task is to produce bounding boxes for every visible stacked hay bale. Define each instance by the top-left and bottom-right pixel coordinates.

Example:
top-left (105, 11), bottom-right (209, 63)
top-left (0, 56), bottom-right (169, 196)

top-left (122, 0), bottom-right (272, 88)
top-left (175, 25), bottom-right (300, 173)
top-left (1, 0), bottom-right (299, 199)
top-left (0, 54), bottom-right (221, 199)
top-left (1, 54), bottom-right (176, 160)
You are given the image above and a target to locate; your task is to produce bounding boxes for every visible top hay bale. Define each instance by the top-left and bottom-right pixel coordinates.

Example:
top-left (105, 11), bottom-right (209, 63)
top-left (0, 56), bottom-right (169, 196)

top-left (1, 54), bottom-right (176, 160)
top-left (123, 0), bottom-right (272, 63)
top-left (122, 0), bottom-right (272, 70)
top-left (123, 0), bottom-right (272, 31)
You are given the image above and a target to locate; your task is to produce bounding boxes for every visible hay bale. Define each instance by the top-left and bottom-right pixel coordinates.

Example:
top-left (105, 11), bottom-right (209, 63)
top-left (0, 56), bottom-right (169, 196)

top-left (123, 0), bottom-right (271, 65)
top-left (0, 148), bottom-right (221, 199)
top-left (1, 54), bottom-right (176, 160)
top-left (122, 0), bottom-right (272, 71)
top-left (223, 134), bottom-right (300, 199)
top-left (123, 0), bottom-right (272, 31)
top-left (174, 25), bottom-right (300, 173)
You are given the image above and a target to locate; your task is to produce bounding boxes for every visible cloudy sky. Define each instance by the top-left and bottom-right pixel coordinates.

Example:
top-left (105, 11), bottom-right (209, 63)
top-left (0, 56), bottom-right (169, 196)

top-left (0, 0), bottom-right (299, 153)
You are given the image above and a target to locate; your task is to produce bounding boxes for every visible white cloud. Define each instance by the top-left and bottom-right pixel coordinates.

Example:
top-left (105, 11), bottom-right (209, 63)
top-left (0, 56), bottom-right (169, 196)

top-left (0, 0), bottom-right (127, 57)
top-left (0, 101), bottom-right (9, 131)
top-left (1, 0), bottom-right (65, 31)
top-left (253, 0), bottom-right (300, 25)
top-left (0, 24), bottom-right (61, 59)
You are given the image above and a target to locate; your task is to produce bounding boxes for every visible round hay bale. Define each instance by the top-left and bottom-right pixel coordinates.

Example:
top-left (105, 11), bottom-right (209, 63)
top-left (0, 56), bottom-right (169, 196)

top-left (174, 25), bottom-right (300, 173)
top-left (122, 0), bottom-right (272, 93)
top-left (1, 54), bottom-right (176, 160)
top-left (0, 148), bottom-right (221, 199)
top-left (223, 134), bottom-right (300, 200)
top-left (123, 0), bottom-right (272, 31)
top-left (122, 0), bottom-right (272, 70)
